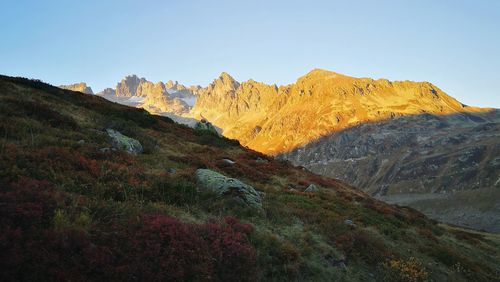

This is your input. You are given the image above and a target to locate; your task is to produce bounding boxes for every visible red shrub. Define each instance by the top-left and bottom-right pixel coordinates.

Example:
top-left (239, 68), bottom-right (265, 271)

top-left (96, 215), bottom-right (257, 281)
top-left (0, 177), bottom-right (63, 230)
top-left (126, 214), bottom-right (214, 281)
top-left (199, 217), bottom-right (257, 280)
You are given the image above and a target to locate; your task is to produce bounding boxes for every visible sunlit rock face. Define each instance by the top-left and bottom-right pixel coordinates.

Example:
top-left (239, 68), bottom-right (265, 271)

top-left (190, 69), bottom-right (489, 155)
top-left (59, 82), bottom-right (94, 94)
top-left (116, 75), bottom-right (145, 97)
top-left (98, 75), bottom-right (198, 115)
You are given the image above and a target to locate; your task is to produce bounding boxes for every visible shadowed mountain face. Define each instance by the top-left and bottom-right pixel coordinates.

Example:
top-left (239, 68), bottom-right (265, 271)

top-left (280, 111), bottom-right (500, 232)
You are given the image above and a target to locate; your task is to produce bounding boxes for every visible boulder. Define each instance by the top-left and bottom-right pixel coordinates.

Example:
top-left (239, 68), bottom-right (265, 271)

top-left (344, 219), bottom-right (355, 227)
top-left (305, 184), bottom-right (319, 193)
top-left (256, 157), bottom-right (268, 164)
top-left (195, 169), bottom-right (262, 208)
top-left (222, 158), bottom-right (236, 165)
top-left (195, 119), bottom-right (219, 135)
top-left (106, 129), bottom-right (143, 154)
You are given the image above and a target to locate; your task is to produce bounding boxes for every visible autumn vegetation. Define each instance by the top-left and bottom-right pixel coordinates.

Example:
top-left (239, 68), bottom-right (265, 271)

top-left (0, 75), bottom-right (499, 281)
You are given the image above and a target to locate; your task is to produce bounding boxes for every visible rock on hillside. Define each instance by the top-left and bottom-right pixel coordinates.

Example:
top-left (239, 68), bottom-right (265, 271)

top-left (195, 169), bottom-right (262, 208)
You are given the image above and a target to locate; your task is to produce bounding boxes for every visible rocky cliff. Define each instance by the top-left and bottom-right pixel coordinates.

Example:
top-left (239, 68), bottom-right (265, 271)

top-left (59, 82), bottom-right (93, 94)
top-left (93, 75), bottom-right (199, 115)
top-left (190, 69), bottom-right (488, 155)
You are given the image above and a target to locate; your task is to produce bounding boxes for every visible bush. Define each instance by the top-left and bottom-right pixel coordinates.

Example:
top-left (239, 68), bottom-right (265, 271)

top-left (0, 177), bottom-right (63, 230)
top-left (148, 175), bottom-right (198, 205)
top-left (384, 257), bottom-right (429, 282)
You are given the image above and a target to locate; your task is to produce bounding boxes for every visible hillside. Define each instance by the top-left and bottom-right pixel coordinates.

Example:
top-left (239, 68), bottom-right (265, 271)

top-left (281, 111), bottom-right (500, 232)
top-left (1, 75), bottom-right (500, 281)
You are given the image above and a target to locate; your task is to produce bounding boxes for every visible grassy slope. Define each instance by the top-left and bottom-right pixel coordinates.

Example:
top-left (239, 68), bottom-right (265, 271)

top-left (0, 75), bottom-right (499, 281)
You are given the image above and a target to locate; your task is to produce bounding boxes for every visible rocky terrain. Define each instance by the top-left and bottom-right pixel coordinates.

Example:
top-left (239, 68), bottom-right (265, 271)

top-left (189, 69), bottom-right (490, 155)
top-left (59, 82), bottom-right (93, 94)
top-left (2, 74), bottom-right (500, 281)
top-left (93, 74), bottom-right (200, 115)
top-left (281, 111), bottom-right (500, 232)
top-left (58, 69), bottom-right (500, 232)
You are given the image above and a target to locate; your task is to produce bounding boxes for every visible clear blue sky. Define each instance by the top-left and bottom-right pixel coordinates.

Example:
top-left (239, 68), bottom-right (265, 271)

top-left (1, 0), bottom-right (499, 107)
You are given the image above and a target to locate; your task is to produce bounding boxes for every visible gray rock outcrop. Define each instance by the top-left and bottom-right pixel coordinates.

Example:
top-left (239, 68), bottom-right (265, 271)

top-left (106, 129), bottom-right (143, 154)
top-left (195, 169), bottom-right (262, 208)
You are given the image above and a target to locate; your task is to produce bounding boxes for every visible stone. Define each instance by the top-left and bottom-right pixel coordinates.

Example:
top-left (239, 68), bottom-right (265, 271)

top-left (77, 139), bottom-right (85, 144)
top-left (222, 158), bottom-right (236, 165)
top-left (99, 147), bottom-right (116, 153)
top-left (194, 118), bottom-right (219, 135)
top-left (168, 167), bottom-right (177, 174)
top-left (105, 129), bottom-right (143, 154)
top-left (195, 169), bottom-right (262, 208)
top-left (305, 184), bottom-right (319, 193)
top-left (344, 219), bottom-right (355, 227)
top-left (256, 157), bottom-right (268, 164)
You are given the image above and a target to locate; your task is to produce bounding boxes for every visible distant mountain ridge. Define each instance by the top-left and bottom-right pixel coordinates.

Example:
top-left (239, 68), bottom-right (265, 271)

top-left (90, 74), bottom-right (201, 115)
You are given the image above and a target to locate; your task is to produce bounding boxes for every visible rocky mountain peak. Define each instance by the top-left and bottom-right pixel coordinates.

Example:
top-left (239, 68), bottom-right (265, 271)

top-left (59, 82), bottom-right (94, 94)
top-left (297, 68), bottom-right (349, 82)
top-left (97, 87), bottom-right (115, 97)
top-left (216, 72), bottom-right (238, 85)
top-left (166, 80), bottom-right (177, 89)
top-left (116, 74), bottom-right (145, 97)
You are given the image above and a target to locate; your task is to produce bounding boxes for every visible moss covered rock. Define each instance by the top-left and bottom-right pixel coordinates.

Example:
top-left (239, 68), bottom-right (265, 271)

top-left (194, 119), bottom-right (219, 135)
top-left (106, 129), bottom-right (143, 154)
top-left (195, 169), bottom-right (262, 208)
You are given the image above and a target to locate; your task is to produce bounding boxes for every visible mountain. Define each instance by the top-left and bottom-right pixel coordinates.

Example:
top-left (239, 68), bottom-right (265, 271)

top-left (53, 70), bottom-right (500, 232)
top-left (59, 82), bottom-right (93, 94)
top-left (2, 74), bottom-right (500, 281)
top-left (96, 87), bottom-right (115, 97)
top-left (187, 69), bottom-right (500, 232)
top-left (281, 111), bottom-right (500, 232)
top-left (94, 75), bottom-right (199, 115)
top-left (190, 69), bottom-right (489, 155)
